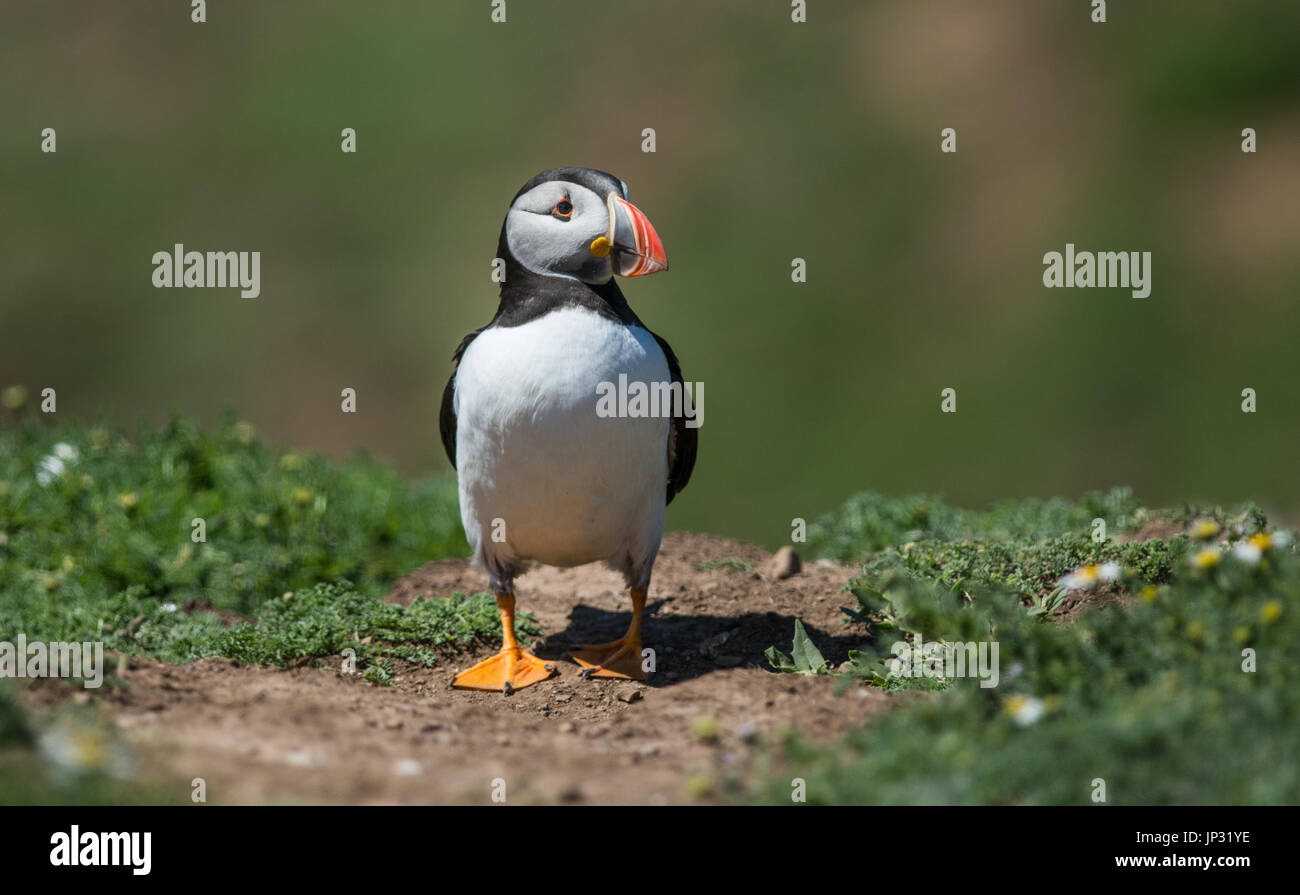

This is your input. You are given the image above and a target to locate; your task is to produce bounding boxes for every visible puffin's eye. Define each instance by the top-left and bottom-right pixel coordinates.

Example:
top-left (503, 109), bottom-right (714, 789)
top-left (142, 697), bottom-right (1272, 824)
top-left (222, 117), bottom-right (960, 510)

top-left (553, 199), bottom-right (573, 219)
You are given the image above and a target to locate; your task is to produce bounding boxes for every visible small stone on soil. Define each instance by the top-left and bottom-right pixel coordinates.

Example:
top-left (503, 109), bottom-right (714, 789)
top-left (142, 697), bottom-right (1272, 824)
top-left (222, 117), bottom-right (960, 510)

top-left (764, 546), bottom-right (802, 580)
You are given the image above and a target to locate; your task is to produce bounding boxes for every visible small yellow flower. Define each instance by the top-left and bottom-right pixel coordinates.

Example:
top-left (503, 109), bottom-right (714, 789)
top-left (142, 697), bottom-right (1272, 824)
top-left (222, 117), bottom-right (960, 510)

top-left (690, 715), bottom-right (720, 743)
top-left (1185, 620), bottom-right (1206, 640)
top-left (1233, 626), bottom-right (1251, 645)
top-left (685, 774), bottom-right (714, 798)
top-left (1140, 585), bottom-right (1158, 603)
top-left (89, 428), bottom-right (111, 449)
top-left (1261, 601), bottom-right (1283, 625)
top-left (279, 452), bottom-right (305, 471)
top-left (1190, 519), bottom-right (1220, 541)
top-left (1248, 531), bottom-right (1292, 552)
top-left (1, 385), bottom-right (28, 410)
top-left (118, 492), bottom-right (139, 510)
top-left (291, 487), bottom-right (314, 506)
top-left (1190, 546), bottom-right (1221, 569)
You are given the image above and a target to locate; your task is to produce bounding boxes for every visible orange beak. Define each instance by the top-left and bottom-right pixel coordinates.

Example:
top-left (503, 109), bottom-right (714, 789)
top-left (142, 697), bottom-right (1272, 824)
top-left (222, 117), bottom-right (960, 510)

top-left (606, 194), bottom-right (668, 277)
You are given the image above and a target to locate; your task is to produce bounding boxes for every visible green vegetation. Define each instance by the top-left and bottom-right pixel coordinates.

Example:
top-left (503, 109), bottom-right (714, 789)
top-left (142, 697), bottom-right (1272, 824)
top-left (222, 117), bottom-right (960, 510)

top-left (0, 417), bottom-right (530, 802)
top-left (858, 532), bottom-right (1184, 611)
top-left (0, 415), bottom-right (494, 665)
top-left (754, 492), bottom-right (1299, 804)
top-left (5, 417), bottom-right (1296, 805)
top-left (805, 487), bottom-right (1147, 561)
top-left (216, 580), bottom-right (536, 671)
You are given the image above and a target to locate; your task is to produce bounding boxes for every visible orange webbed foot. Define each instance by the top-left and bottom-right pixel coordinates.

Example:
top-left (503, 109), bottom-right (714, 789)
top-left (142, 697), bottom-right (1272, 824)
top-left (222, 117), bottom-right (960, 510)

top-left (452, 647), bottom-right (557, 694)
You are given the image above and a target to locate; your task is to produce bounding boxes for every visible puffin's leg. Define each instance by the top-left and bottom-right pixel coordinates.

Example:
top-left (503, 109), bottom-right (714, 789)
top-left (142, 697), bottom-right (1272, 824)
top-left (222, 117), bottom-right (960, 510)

top-left (452, 592), bottom-right (556, 694)
top-left (568, 587), bottom-right (648, 681)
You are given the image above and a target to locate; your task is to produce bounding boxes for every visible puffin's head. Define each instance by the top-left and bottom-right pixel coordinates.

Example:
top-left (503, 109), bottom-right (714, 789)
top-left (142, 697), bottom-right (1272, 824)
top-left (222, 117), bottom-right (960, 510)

top-left (502, 167), bottom-right (667, 284)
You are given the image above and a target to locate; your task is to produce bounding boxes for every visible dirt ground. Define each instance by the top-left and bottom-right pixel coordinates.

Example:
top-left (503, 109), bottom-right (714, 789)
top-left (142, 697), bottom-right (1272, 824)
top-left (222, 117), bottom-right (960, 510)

top-left (21, 533), bottom-right (890, 804)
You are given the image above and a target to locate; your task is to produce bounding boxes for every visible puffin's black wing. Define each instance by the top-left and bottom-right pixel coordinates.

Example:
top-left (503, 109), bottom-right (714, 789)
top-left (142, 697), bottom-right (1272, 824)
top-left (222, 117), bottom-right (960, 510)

top-left (651, 332), bottom-right (697, 504)
top-left (439, 329), bottom-right (484, 469)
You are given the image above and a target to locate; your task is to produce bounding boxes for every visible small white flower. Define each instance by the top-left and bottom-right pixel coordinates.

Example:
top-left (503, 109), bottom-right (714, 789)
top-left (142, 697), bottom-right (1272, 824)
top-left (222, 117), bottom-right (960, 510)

top-left (1232, 543), bottom-right (1262, 566)
top-left (160, 603), bottom-right (178, 613)
top-left (36, 457), bottom-right (63, 486)
top-left (1060, 567), bottom-right (1096, 590)
top-left (1060, 562), bottom-right (1119, 591)
top-left (36, 443), bottom-right (79, 486)
top-left (38, 718), bottom-right (133, 780)
top-left (1005, 695), bottom-right (1045, 727)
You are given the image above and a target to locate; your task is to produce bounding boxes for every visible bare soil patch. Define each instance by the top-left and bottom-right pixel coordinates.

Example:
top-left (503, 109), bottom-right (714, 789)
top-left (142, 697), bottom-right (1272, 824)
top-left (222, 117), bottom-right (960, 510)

top-left (20, 533), bottom-right (889, 804)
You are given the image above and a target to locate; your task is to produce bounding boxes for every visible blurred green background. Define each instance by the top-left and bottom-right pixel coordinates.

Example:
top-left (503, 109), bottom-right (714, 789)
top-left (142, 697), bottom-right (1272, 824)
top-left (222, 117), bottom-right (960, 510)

top-left (3, 0), bottom-right (1299, 549)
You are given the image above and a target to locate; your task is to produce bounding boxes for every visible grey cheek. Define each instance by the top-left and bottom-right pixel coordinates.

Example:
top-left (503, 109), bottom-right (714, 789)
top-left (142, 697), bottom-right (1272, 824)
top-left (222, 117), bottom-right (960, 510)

top-left (506, 213), bottom-right (585, 278)
top-left (506, 214), bottom-right (558, 273)
top-left (505, 205), bottom-right (612, 283)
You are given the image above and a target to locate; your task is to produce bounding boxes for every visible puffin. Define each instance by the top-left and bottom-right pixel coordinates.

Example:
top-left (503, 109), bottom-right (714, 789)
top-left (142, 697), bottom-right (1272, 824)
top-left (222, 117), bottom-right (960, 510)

top-left (440, 167), bottom-right (697, 693)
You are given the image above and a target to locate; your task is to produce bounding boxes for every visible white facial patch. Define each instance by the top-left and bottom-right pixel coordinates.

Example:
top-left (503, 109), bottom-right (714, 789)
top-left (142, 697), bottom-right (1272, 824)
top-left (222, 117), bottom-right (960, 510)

top-left (505, 181), bottom-right (613, 283)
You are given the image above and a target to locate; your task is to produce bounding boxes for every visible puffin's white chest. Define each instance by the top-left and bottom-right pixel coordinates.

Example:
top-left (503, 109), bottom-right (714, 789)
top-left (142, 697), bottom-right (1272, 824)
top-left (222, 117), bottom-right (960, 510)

top-left (454, 306), bottom-right (670, 570)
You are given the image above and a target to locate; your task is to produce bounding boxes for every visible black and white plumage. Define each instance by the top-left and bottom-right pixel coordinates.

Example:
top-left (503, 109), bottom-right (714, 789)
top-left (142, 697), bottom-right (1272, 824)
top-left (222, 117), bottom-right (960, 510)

top-left (441, 167), bottom-right (695, 691)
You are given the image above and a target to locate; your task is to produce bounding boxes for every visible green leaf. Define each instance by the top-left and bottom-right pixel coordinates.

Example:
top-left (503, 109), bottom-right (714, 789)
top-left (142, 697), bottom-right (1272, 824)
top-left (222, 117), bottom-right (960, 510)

top-left (790, 619), bottom-right (829, 675)
top-left (764, 645), bottom-right (797, 673)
